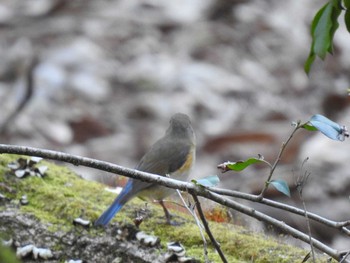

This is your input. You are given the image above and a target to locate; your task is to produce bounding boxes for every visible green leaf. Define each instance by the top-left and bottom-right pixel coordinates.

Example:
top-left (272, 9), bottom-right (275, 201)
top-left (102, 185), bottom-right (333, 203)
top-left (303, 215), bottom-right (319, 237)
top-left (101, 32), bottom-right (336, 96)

top-left (270, 179), bottom-right (291, 197)
top-left (304, 53), bottom-right (316, 74)
top-left (301, 123), bottom-right (318, 131)
top-left (345, 9), bottom-right (350, 32)
top-left (304, 2), bottom-right (329, 74)
top-left (344, 0), bottom-right (350, 9)
top-left (304, 0), bottom-right (342, 73)
top-left (312, 2), bottom-right (333, 59)
top-left (192, 175), bottom-right (220, 187)
top-left (226, 157), bottom-right (263, 172)
top-left (328, 0), bottom-right (341, 54)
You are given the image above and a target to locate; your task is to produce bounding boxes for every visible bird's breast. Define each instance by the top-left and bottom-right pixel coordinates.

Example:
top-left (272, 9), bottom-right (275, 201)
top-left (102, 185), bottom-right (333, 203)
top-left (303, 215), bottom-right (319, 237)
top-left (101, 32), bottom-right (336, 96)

top-left (170, 146), bottom-right (195, 180)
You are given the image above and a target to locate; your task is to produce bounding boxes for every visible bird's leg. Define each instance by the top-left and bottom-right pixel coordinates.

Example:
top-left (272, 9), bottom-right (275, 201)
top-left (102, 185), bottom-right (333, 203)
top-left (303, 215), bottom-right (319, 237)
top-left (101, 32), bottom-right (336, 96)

top-left (159, 200), bottom-right (172, 224)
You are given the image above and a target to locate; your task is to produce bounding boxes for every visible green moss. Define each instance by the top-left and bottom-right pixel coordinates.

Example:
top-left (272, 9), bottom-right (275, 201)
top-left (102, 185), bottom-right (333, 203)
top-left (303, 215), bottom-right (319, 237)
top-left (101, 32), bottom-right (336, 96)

top-left (0, 154), bottom-right (326, 262)
top-left (0, 244), bottom-right (20, 263)
top-left (138, 211), bottom-right (310, 263)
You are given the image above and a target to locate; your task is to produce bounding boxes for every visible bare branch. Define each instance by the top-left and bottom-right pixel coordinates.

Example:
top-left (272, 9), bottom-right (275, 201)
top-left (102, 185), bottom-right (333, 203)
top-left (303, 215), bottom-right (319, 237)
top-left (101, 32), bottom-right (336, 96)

top-left (296, 160), bottom-right (315, 262)
top-left (205, 191), bottom-right (343, 261)
top-left (191, 193), bottom-right (227, 263)
top-left (207, 186), bottom-right (350, 236)
top-left (175, 190), bottom-right (209, 262)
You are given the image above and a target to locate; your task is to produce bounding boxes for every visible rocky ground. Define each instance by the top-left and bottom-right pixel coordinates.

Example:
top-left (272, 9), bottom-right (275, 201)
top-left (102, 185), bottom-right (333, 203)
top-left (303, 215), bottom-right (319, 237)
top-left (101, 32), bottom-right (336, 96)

top-left (1, 0), bottom-right (350, 250)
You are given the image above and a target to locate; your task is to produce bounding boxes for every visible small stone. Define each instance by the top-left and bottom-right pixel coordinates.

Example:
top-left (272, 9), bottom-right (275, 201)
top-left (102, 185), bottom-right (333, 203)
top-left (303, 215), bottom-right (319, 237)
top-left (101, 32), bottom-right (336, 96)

top-left (73, 218), bottom-right (91, 228)
top-left (32, 247), bottom-right (53, 259)
top-left (30, 156), bottom-right (43, 164)
top-left (15, 169), bottom-right (27, 178)
top-left (16, 244), bottom-right (34, 258)
top-left (20, 195), bottom-right (29, 205)
top-left (135, 231), bottom-right (159, 247)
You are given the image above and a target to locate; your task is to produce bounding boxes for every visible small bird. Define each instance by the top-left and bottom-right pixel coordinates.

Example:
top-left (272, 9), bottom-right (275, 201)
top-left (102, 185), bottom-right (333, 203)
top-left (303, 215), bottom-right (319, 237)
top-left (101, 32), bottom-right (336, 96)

top-left (94, 113), bottom-right (196, 226)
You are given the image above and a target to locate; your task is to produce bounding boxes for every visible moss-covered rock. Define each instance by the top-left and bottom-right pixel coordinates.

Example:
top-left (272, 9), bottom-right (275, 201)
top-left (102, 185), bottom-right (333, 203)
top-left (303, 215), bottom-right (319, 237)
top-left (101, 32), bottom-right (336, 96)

top-left (0, 154), bottom-right (326, 262)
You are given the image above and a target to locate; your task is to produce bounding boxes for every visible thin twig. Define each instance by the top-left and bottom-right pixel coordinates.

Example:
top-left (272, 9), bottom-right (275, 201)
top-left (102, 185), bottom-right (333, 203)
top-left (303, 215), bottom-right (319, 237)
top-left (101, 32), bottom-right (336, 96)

top-left (259, 122), bottom-right (301, 198)
top-left (174, 190), bottom-right (203, 228)
top-left (191, 193), bottom-right (227, 263)
top-left (300, 195), bottom-right (315, 262)
top-left (340, 250), bottom-right (350, 263)
top-left (175, 189), bottom-right (209, 262)
top-left (298, 176), bottom-right (315, 261)
top-left (296, 158), bottom-right (315, 262)
top-left (160, 199), bottom-right (189, 210)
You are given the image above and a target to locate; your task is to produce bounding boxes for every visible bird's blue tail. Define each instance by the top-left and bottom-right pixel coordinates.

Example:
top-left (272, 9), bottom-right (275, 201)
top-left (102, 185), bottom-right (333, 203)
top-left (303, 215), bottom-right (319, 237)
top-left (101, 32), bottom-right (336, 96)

top-left (94, 180), bottom-right (133, 226)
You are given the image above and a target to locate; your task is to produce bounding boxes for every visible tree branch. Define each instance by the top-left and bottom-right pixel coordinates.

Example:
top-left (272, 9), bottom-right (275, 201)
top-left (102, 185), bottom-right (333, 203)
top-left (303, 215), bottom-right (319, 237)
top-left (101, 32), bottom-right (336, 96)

top-left (205, 191), bottom-right (343, 261)
top-left (207, 186), bottom-right (350, 236)
top-left (0, 144), bottom-right (346, 261)
top-left (191, 193), bottom-right (227, 263)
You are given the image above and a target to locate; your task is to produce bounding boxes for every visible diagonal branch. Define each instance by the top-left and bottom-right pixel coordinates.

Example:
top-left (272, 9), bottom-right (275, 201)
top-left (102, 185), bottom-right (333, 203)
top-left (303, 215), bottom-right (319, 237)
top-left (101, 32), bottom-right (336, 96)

top-left (191, 193), bottom-right (227, 263)
top-left (207, 186), bottom-right (350, 235)
top-left (205, 191), bottom-right (343, 261)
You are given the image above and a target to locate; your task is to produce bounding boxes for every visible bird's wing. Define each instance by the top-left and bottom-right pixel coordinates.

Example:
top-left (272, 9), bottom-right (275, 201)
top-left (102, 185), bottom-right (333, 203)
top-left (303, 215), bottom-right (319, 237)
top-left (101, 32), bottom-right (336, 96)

top-left (129, 138), bottom-right (192, 194)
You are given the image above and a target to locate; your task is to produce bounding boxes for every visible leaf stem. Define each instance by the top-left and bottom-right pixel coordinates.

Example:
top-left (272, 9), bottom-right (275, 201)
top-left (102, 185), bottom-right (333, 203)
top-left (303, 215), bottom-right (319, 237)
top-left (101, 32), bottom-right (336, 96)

top-left (259, 122), bottom-right (301, 198)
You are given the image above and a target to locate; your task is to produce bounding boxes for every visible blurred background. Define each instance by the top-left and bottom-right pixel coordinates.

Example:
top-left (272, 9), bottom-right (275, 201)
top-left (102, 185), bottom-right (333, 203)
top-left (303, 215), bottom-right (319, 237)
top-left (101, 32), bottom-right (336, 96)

top-left (1, 0), bottom-right (350, 250)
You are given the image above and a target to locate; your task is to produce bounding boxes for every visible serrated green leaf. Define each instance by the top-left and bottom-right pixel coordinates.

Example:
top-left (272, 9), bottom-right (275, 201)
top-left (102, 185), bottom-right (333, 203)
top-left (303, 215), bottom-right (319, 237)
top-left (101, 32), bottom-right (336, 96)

top-left (270, 179), bottom-right (291, 197)
top-left (226, 157), bottom-right (263, 172)
top-left (192, 175), bottom-right (220, 187)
